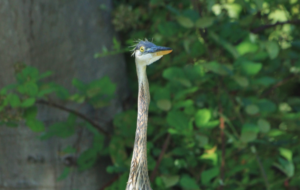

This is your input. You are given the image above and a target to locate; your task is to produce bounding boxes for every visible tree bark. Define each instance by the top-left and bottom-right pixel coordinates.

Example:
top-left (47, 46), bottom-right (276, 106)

top-left (0, 0), bottom-right (128, 189)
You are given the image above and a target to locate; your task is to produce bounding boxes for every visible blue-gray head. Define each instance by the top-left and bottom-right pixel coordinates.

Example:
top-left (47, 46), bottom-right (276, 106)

top-left (132, 40), bottom-right (172, 66)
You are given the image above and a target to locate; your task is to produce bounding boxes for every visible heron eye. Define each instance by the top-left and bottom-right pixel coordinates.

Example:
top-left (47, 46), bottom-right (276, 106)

top-left (140, 46), bottom-right (145, 52)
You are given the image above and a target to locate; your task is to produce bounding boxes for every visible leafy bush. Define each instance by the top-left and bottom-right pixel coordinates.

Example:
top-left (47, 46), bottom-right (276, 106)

top-left (105, 0), bottom-right (300, 189)
top-left (1, 0), bottom-right (300, 189)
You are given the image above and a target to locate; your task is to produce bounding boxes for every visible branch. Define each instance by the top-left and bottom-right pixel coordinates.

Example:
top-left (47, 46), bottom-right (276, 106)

top-left (252, 146), bottom-right (270, 190)
top-left (251, 20), bottom-right (300, 33)
top-left (150, 133), bottom-right (171, 182)
top-left (262, 75), bottom-right (297, 97)
top-left (37, 100), bottom-right (111, 137)
top-left (99, 174), bottom-right (121, 190)
top-left (219, 109), bottom-right (225, 190)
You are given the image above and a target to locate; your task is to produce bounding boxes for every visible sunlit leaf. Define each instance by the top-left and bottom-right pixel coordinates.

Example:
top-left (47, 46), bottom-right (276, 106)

top-left (265, 41), bottom-right (280, 59)
top-left (195, 109), bottom-right (211, 127)
top-left (279, 148), bottom-right (293, 162)
top-left (240, 61), bottom-right (262, 75)
top-left (236, 41), bottom-right (258, 55)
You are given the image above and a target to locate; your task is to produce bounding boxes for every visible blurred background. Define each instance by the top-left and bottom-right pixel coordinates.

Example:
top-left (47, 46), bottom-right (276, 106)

top-left (0, 0), bottom-right (300, 190)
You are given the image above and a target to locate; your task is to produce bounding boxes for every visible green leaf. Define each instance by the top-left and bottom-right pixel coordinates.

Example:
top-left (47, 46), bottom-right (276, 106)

top-left (240, 61), bottom-right (262, 75)
top-left (196, 134), bottom-right (209, 147)
top-left (63, 146), bottom-right (77, 154)
top-left (173, 99), bottom-right (194, 110)
top-left (77, 148), bottom-right (98, 171)
top-left (72, 78), bottom-right (86, 92)
top-left (25, 82), bottom-right (39, 96)
top-left (176, 16), bottom-right (194, 28)
top-left (163, 67), bottom-right (186, 80)
top-left (242, 123), bottom-right (260, 133)
top-left (195, 17), bottom-right (214, 28)
top-left (57, 167), bottom-right (70, 181)
top-left (241, 131), bottom-right (257, 143)
top-left (24, 106), bottom-right (38, 120)
top-left (257, 119), bottom-right (271, 133)
top-left (18, 82), bottom-right (39, 96)
top-left (8, 94), bottom-right (21, 107)
top-left (208, 31), bottom-right (240, 59)
top-left (279, 148), bottom-right (293, 162)
top-left (241, 123), bottom-right (259, 142)
top-left (21, 98), bottom-right (36, 108)
top-left (0, 84), bottom-right (17, 95)
top-left (174, 87), bottom-right (198, 100)
top-left (201, 167), bottom-right (219, 184)
top-left (22, 66), bottom-right (39, 78)
top-left (195, 109), bottom-right (211, 127)
top-left (69, 94), bottom-right (85, 103)
top-left (200, 152), bottom-right (218, 165)
top-left (167, 111), bottom-right (189, 130)
top-left (245, 104), bottom-right (259, 115)
top-left (233, 76), bottom-right (249, 87)
top-left (236, 41), bottom-right (258, 55)
top-left (54, 85), bottom-right (70, 100)
top-left (202, 61), bottom-right (233, 76)
top-left (156, 99), bottom-right (172, 111)
top-left (93, 134), bottom-right (104, 152)
top-left (161, 175), bottom-right (180, 188)
top-left (26, 118), bottom-right (45, 132)
top-left (113, 110), bottom-right (136, 139)
top-left (200, 120), bottom-right (220, 128)
top-left (254, 77), bottom-right (276, 86)
top-left (38, 71), bottom-right (53, 80)
top-left (179, 175), bottom-right (200, 190)
top-left (44, 114), bottom-right (77, 139)
top-left (265, 41), bottom-right (280, 59)
top-left (273, 158), bottom-right (294, 178)
top-left (268, 129), bottom-right (284, 137)
top-left (257, 99), bottom-right (276, 113)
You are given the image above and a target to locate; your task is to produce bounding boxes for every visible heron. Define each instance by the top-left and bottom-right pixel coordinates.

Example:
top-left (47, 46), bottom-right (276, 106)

top-left (126, 40), bottom-right (172, 190)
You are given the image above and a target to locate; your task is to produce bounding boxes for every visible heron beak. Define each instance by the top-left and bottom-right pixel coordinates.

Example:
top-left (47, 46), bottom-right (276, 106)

top-left (153, 46), bottom-right (173, 56)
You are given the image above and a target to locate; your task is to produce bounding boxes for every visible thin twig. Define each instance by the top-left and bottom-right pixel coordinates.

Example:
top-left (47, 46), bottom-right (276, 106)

top-left (262, 75), bottom-right (296, 97)
top-left (99, 174), bottom-right (121, 190)
top-left (253, 146), bottom-right (270, 190)
top-left (219, 109), bottom-right (225, 190)
top-left (251, 20), bottom-right (300, 33)
top-left (37, 100), bottom-right (111, 137)
top-left (150, 133), bottom-right (171, 182)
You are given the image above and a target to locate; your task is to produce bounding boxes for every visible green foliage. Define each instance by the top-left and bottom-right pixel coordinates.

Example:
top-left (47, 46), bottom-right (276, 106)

top-left (1, 0), bottom-right (300, 189)
top-left (0, 64), bottom-right (116, 180)
top-left (107, 0), bottom-right (300, 189)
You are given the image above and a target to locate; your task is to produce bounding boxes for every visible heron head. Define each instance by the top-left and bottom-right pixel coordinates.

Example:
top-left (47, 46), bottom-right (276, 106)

top-left (132, 41), bottom-right (172, 66)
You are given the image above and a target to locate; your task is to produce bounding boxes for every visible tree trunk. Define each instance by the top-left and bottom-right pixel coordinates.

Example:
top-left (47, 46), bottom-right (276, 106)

top-left (0, 0), bottom-right (128, 189)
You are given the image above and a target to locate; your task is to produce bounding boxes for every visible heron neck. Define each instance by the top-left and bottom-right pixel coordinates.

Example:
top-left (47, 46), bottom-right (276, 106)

top-left (126, 62), bottom-right (152, 190)
top-left (136, 63), bottom-right (150, 104)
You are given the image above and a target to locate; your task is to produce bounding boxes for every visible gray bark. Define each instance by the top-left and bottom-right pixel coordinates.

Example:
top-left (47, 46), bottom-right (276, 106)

top-left (0, 0), bottom-right (128, 190)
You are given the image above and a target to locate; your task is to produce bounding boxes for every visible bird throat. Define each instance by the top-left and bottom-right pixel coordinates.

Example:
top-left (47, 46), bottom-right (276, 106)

top-left (126, 64), bottom-right (152, 190)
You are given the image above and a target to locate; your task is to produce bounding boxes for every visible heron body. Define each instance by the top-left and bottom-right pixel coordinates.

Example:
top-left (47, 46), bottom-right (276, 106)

top-left (126, 41), bottom-right (172, 190)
